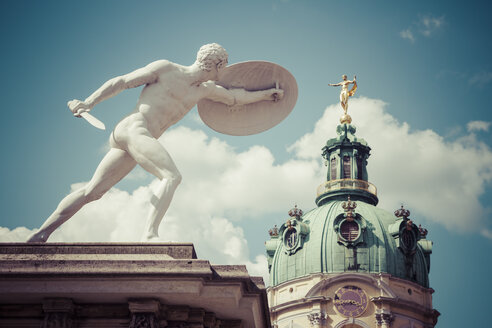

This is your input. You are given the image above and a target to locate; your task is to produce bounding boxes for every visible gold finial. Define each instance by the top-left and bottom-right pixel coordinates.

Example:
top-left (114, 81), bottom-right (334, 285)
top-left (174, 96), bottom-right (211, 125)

top-left (328, 74), bottom-right (357, 124)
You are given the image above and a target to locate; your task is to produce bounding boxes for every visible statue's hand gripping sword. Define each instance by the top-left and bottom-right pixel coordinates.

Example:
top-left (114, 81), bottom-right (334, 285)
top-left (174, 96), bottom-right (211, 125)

top-left (67, 99), bottom-right (106, 130)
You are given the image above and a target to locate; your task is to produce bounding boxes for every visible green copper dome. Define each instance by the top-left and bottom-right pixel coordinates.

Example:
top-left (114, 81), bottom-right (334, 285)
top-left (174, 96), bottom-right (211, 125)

top-left (266, 124), bottom-right (432, 288)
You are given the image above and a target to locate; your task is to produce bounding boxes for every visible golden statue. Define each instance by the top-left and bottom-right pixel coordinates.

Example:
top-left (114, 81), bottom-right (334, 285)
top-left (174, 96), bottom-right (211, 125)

top-left (328, 74), bottom-right (357, 124)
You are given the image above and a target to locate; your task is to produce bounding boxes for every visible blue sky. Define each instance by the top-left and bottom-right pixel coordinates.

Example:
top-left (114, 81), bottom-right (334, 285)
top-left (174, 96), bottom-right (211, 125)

top-left (1, 1), bottom-right (491, 327)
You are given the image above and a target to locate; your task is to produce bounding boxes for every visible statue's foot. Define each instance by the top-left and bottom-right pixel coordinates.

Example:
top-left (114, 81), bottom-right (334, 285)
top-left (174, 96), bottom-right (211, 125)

top-left (26, 231), bottom-right (48, 243)
top-left (141, 234), bottom-right (162, 242)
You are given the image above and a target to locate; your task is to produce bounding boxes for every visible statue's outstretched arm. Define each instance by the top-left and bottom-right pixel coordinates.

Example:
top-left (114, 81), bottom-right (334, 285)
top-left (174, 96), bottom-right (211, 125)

top-left (200, 81), bottom-right (284, 106)
top-left (69, 60), bottom-right (164, 116)
top-left (328, 82), bottom-right (342, 87)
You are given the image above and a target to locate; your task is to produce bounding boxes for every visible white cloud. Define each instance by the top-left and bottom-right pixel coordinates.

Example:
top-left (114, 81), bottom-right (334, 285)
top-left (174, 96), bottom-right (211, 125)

top-left (400, 14), bottom-right (445, 42)
top-left (467, 120), bottom-right (491, 133)
top-left (0, 227), bottom-right (33, 242)
top-left (2, 97), bottom-right (492, 283)
top-left (399, 29), bottom-right (415, 43)
top-left (469, 71), bottom-right (492, 86)
top-left (481, 229), bottom-right (492, 240)
top-left (0, 126), bottom-right (322, 284)
top-left (289, 97), bottom-right (492, 232)
top-left (419, 14), bottom-right (445, 36)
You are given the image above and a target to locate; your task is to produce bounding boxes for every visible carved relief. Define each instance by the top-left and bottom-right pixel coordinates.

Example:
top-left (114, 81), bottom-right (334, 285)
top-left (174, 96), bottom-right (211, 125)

top-left (307, 312), bottom-right (326, 326)
top-left (42, 298), bottom-right (74, 328)
top-left (129, 313), bottom-right (160, 328)
top-left (375, 311), bottom-right (394, 327)
top-left (42, 312), bottom-right (73, 328)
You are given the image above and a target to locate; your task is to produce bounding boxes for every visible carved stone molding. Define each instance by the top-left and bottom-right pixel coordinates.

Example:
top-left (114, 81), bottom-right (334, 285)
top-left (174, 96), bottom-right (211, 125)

top-left (129, 313), bottom-right (160, 328)
top-left (375, 310), bottom-right (394, 327)
top-left (42, 298), bottom-right (74, 328)
top-left (308, 312), bottom-right (326, 326)
top-left (129, 299), bottom-right (161, 328)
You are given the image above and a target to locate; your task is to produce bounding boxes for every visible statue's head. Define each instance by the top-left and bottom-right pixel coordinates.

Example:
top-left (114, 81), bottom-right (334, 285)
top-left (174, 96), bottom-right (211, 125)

top-left (196, 43), bottom-right (229, 72)
top-left (342, 74), bottom-right (347, 80)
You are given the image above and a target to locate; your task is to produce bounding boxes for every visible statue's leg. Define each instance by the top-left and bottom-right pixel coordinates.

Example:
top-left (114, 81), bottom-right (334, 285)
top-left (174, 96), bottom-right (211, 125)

top-left (341, 92), bottom-right (348, 114)
top-left (122, 132), bottom-right (182, 241)
top-left (27, 149), bottom-right (136, 242)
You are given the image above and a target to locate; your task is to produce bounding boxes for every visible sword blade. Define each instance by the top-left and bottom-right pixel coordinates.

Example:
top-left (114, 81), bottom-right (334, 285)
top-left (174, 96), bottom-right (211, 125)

top-left (80, 112), bottom-right (106, 130)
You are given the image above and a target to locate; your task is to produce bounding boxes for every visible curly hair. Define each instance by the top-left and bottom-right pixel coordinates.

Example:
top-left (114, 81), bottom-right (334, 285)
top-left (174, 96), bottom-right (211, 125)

top-left (196, 43), bottom-right (228, 72)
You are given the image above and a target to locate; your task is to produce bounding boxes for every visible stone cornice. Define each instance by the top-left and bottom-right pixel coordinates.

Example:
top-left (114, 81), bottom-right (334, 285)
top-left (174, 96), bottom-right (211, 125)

top-left (371, 296), bottom-right (440, 322)
top-left (0, 243), bottom-right (271, 328)
top-left (270, 296), bottom-right (330, 314)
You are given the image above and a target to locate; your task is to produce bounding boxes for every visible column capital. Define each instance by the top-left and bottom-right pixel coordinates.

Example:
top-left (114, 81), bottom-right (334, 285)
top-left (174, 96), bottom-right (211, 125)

top-left (308, 311), bottom-right (326, 327)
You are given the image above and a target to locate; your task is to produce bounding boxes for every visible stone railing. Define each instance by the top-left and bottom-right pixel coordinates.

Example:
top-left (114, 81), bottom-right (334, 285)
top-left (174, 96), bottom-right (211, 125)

top-left (317, 179), bottom-right (377, 197)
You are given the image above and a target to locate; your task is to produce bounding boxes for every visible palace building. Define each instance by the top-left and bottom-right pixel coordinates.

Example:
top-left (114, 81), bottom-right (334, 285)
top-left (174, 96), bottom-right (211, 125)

top-left (265, 122), bottom-right (439, 328)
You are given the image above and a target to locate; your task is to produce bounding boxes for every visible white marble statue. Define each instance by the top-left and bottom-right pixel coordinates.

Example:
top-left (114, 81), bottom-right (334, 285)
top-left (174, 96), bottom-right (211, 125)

top-left (27, 43), bottom-right (283, 242)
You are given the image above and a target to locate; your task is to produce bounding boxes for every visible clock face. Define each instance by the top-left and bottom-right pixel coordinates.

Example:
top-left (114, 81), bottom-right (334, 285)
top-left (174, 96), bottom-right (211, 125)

top-left (334, 285), bottom-right (368, 317)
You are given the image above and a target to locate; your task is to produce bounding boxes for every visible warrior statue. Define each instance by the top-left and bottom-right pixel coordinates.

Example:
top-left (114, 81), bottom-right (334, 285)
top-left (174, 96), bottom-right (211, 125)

top-left (27, 43), bottom-right (296, 242)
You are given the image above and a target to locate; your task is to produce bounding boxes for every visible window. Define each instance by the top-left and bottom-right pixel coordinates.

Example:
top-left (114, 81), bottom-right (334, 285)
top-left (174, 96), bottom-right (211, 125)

top-left (285, 229), bottom-right (297, 248)
top-left (356, 157), bottom-right (363, 180)
top-left (401, 229), bottom-right (415, 250)
top-left (340, 220), bottom-right (359, 241)
top-left (343, 156), bottom-right (351, 178)
top-left (331, 158), bottom-right (337, 180)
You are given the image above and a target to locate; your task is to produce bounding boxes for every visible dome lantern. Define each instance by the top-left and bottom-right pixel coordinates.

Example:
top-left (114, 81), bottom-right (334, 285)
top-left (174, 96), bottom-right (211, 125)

top-left (316, 123), bottom-right (378, 207)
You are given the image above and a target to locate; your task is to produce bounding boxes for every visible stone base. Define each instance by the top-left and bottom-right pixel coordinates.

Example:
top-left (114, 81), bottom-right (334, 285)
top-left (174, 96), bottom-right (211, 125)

top-left (0, 243), bottom-right (270, 328)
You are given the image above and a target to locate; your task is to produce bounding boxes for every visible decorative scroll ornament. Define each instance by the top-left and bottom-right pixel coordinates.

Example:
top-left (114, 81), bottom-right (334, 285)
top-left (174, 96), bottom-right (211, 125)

top-left (307, 312), bottom-right (326, 326)
top-left (375, 311), bottom-right (394, 326)
top-left (42, 313), bottom-right (73, 328)
top-left (129, 313), bottom-right (159, 328)
top-left (393, 205), bottom-right (422, 280)
top-left (42, 298), bottom-right (74, 328)
top-left (282, 205), bottom-right (310, 255)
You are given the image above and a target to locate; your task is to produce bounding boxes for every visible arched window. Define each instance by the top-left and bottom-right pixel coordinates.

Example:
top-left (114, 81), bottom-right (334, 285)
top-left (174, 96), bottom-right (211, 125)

top-left (331, 157), bottom-right (337, 180)
top-left (356, 157), bottom-right (363, 180)
top-left (343, 156), bottom-right (351, 178)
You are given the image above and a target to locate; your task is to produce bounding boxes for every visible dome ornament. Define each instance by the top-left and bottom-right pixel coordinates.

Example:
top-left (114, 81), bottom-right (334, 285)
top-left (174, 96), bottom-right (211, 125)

top-left (286, 220), bottom-right (294, 230)
top-left (342, 196), bottom-right (357, 222)
top-left (288, 204), bottom-right (303, 219)
top-left (419, 224), bottom-right (428, 239)
top-left (280, 205), bottom-right (310, 255)
top-left (268, 225), bottom-right (279, 237)
top-left (394, 205), bottom-right (410, 220)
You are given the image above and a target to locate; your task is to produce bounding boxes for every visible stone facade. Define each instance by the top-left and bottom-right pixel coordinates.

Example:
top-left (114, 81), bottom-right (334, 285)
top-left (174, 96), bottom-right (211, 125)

top-left (267, 272), bottom-right (438, 328)
top-left (0, 243), bottom-right (270, 328)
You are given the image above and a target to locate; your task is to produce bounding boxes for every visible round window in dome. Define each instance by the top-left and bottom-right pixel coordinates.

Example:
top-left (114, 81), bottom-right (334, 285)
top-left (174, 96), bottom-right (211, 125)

top-left (401, 229), bottom-right (416, 250)
top-left (340, 220), bottom-right (359, 241)
top-left (285, 229), bottom-right (298, 248)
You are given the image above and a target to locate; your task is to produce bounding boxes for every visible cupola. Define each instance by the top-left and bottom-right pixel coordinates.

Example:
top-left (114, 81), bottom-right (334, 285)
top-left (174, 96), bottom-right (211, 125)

top-left (316, 123), bottom-right (378, 207)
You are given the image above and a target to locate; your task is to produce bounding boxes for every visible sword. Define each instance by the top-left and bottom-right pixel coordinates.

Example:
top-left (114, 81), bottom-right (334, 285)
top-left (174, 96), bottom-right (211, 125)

top-left (79, 112), bottom-right (106, 130)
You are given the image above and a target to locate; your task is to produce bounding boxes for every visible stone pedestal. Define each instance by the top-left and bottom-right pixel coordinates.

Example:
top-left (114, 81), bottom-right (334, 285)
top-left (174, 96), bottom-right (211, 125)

top-left (0, 243), bottom-right (270, 328)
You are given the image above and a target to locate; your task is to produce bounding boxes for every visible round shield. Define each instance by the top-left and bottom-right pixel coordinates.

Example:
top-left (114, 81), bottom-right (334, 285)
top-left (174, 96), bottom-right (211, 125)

top-left (197, 61), bottom-right (298, 136)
